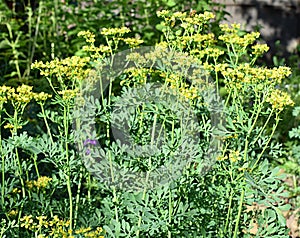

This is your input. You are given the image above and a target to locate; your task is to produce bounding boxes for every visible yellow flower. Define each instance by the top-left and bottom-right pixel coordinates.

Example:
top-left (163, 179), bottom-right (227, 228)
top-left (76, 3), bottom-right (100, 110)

top-left (229, 150), bottom-right (242, 163)
top-left (101, 27), bottom-right (130, 36)
top-left (7, 84), bottom-right (35, 104)
top-left (78, 31), bottom-right (95, 43)
top-left (34, 92), bottom-right (52, 102)
top-left (122, 38), bottom-right (144, 48)
top-left (34, 176), bottom-right (52, 189)
top-left (266, 89), bottom-right (294, 111)
top-left (58, 89), bottom-right (79, 101)
top-left (75, 227), bottom-right (92, 234)
top-left (8, 209), bottom-right (18, 217)
top-left (20, 215), bottom-right (34, 229)
top-left (252, 44), bottom-right (269, 56)
top-left (157, 10), bottom-right (170, 18)
top-left (216, 155), bottom-right (227, 161)
top-left (4, 123), bottom-right (15, 129)
top-left (26, 180), bottom-right (34, 190)
top-left (173, 11), bottom-right (187, 19)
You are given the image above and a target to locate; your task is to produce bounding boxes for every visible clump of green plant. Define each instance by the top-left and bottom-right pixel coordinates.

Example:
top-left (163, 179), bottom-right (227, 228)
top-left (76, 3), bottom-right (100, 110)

top-left (0, 0), bottom-right (226, 87)
top-left (0, 8), bottom-right (295, 238)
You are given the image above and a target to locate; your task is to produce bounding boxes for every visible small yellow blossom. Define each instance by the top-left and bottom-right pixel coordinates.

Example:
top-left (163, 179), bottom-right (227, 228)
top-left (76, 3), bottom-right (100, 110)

top-left (122, 38), bottom-right (144, 48)
top-left (34, 92), bottom-right (52, 102)
top-left (8, 209), bottom-right (18, 217)
top-left (20, 215), bottom-right (34, 229)
top-left (157, 10), bottom-right (170, 18)
top-left (101, 27), bottom-right (130, 36)
top-left (75, 227), bottom-right (92, 234)
top-left (77, 31), bottom-right (95, 43)
top-left (173, 11), bottom-right (187, 19)
top-left (58, 89), bottom-right (79, 101)
top-left (229, 150), bottom-right (242, 163)
top-left (34, 176), bottom-right (52, 189)
top-left (4, 123), bottom-right (15, 129)
top-left (252, 44), bottom-right (269, 56)
top-left (26, 180), bottom-right (34, 190)
top-left (266, 89), bottom-right (294, 111)
top-left (217, 155), bottom-right (227, 161)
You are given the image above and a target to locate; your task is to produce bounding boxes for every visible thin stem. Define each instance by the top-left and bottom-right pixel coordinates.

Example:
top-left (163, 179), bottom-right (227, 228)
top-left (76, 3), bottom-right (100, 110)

top-left (33, 154), bottom-right (39, 178)
top-left (87, 172), bottom-right (91, 202)
top-left (0, 104), bottom-right (4, 207)
top-left (74, 166), bottom-right (83, 228)
top-left (251, 108), bottom-right (274, 146)
top-left (224, 188), bottom-right (234, 234)
top-left (136, 114), bottom-right (158, 237)
top-left (12, 110), bottom-right (26, 198)
top-left (39, 103), bottom-right (54, 144)
top-left (251, 112), bottom-right (280, 172)
top-left (233, 188), bottom-right (245, 238)
top-left (64, 104), bottom-right (73, 230)
top-left (168, 189), bottom-right (172, 238)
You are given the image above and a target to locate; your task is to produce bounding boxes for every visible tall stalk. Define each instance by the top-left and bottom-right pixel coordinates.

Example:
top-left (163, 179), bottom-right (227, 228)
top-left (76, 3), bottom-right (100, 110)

top-left (63, 103), bottom-right (73, 230)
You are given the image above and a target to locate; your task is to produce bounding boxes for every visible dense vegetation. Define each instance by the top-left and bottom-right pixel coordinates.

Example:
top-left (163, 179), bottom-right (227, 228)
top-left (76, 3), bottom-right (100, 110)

top-left (0, 1), bottom-right (299, 237)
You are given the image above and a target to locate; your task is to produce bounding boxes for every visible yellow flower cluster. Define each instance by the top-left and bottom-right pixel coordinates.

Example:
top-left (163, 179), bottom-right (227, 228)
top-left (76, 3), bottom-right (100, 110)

top-left (77, 30), bottom-right (95, 43)
top-left (0, 85), bottom-right (14, 103)
top-left (203, 47), bottom-right (224, 58)
top-left (0, 85), bottom-right (51, 106)
top-left (121, 68), bottom-right (152, 86)
top-left (26, 176), bottom-right (52, 190)
top-left (157, 10), bottom-right (214, 25)
top-left (82, 45), bottom-right (110, 54)
top-left (192, 33), bottom-right (215, 46)
top-left (184, 12), bottom-right (214, 25)
top-left (34, 92), bottom-right (52, 102)
top-left (214, 63), bottom-right (228, 72)
top-left (156, 10), bottom-right (171, 18)
top-left (8, 85), bottom-right (34, 104)
top-left (217, 150), bottom-right (242, 163)
top-left (101, 27), bottom-right (130, 36)
top-left (219, 23), bottom-right (260, 48)
top-left (252, 44), bottom-right (269, 56)
top-left (173, 11), bottom-right (187, 19)
top-left (122, 38), bottom-right (144, 48)
top-left (32, 56), bottom-right (91, 82)
top-left (266, 89), bottom-right (294, 111)
top-left (58, 89), bottom-right (79, 101)
top-left (4, 123), bottom-right (22, 130)
top-left (219, 23), bottom-right (241, 33)
top-left (19, 214), bottom-right (104, 238)
top-left (126, 53), bottom-right (147, 66)
top-left (8, 209), bottom-right (18, 218)
top-left (221, 64), bottom-right (292, 85)
top-left (165, 73), bottom-right (199, 100)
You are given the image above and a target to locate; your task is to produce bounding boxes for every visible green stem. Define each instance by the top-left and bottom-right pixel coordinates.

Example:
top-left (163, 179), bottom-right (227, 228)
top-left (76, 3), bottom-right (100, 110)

top-left (12, 110), bottom-right (25, 198)
top-left (39, 103), bottom-right (54, 144)
top-left (15, 147), bottom-right (25, 198)
top-left (74, 166), bottom-right (83, 228)
top-left (87, 172), bottom-right (91, 202)
top-left (136, 114), bottom-right (158, 237)
top-left (224, 188), bottom-right (234, 234)
top-left (251, 112), bottom-right (280, 172)
top-left (33, 154), bottom-right (39, 178)
top-left (64, 104), bottom-right (73, 230)
top-left (0, 105), bottom-right (4, 207)
top-left (233, 188), bottom-right (245, 238)
top-left (251, 108), bottom-right (274, 146)
top-left (168, 189), bottom-right (172, 238)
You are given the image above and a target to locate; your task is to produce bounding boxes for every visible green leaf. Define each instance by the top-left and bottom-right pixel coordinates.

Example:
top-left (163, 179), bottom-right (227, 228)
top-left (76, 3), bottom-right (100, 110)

top-left (103, 225), bottom-right (115, 238)
top-left (278, 204), bottom-right (291, 211)
top-left (166, 0), bottom-right (176, 7)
